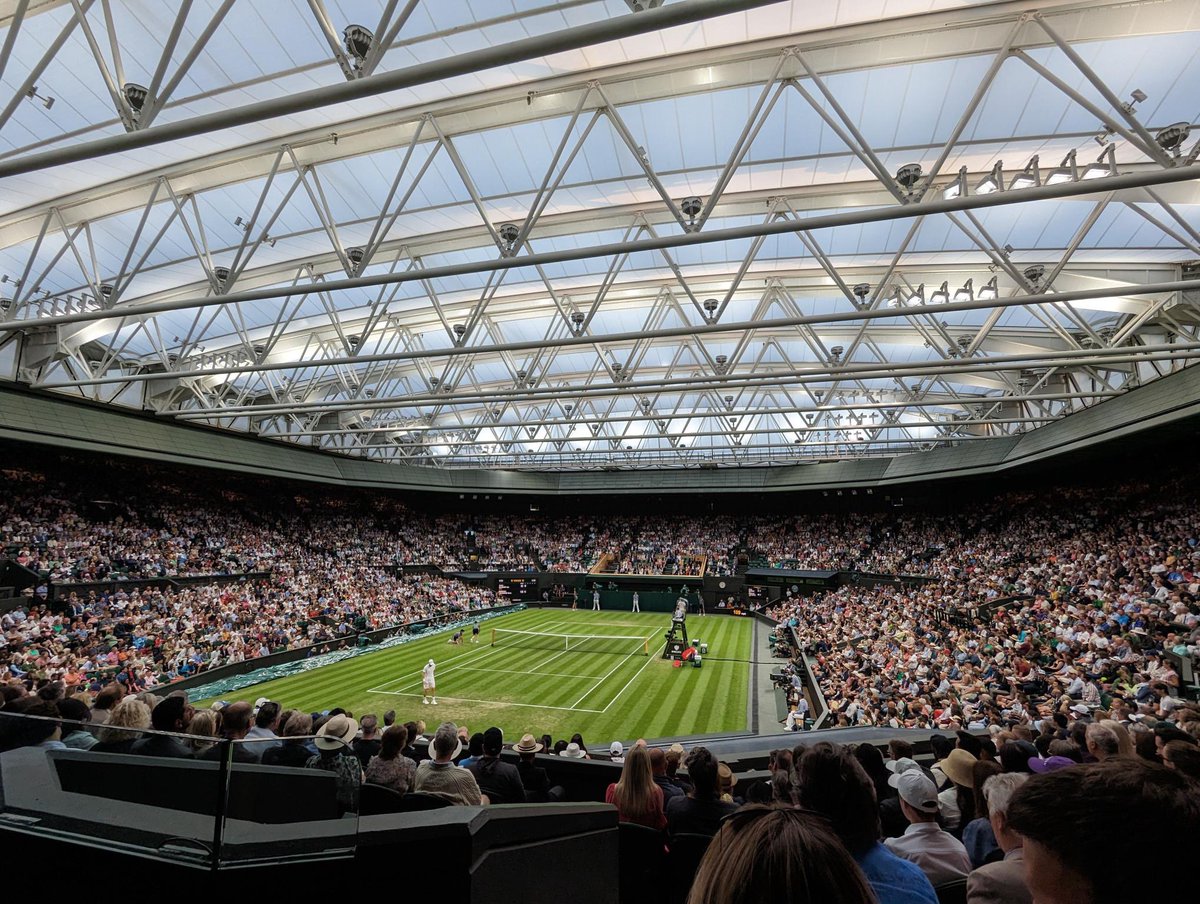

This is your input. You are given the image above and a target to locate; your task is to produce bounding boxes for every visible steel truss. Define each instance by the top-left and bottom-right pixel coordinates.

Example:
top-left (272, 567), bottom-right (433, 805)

top-left (0, 0), bottom-right (1198, 469)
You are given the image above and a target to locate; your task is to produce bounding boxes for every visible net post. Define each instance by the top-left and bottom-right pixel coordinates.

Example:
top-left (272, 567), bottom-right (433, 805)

top-left (490, 627), bottom-right (496, 646)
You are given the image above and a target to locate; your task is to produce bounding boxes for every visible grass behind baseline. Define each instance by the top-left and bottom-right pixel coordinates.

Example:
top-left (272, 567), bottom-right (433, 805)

top-left (194, 609), bottom-right (753, 744)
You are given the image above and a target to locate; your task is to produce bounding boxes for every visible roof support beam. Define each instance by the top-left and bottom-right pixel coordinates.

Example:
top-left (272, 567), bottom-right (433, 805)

top-left (0, 0), bottom-right (781, 180)
top-left (5, 162), bottom-right (1197, 335)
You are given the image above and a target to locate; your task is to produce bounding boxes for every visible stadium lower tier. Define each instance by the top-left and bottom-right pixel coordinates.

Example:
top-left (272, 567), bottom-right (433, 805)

top-left (197, 610), bottom-right (753, 742)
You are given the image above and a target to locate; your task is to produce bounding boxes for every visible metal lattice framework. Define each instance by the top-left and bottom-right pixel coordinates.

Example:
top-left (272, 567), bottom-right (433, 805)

top-left (0, 0), bottom-right (1198, 470)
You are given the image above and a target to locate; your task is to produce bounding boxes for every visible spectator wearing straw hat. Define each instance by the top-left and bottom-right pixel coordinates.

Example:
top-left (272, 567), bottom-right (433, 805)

top-left (936, 748), bottom-right (977, 831)
top-left (306, 713), bottom-right (363, 813)
top-left (514, 733), bottom-right (556, 802)
top-left (414, 722), bottom-right (483, 805)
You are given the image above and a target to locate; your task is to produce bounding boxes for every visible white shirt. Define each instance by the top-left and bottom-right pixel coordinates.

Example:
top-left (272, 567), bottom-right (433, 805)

top-left (422, 663), bottom-right (436, 685)
top-left (885, 822), bottom-right (971, 886)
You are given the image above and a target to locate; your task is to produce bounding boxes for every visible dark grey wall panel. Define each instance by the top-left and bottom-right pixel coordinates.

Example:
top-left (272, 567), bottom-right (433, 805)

top-left (2, 366), bottom-right (1197, 495)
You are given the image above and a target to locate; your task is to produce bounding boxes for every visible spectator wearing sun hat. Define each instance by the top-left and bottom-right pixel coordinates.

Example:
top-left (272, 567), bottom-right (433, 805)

top-left (937, 748), bottom-right (978, 831)
top-left (885, 770), bottom-right (971, 886)
top-left (514, 734), bottom-right (557, 802)
top-left (560, 741), bottom-right (586, 758)
top-left (305, 713), bottom-right (363, 813)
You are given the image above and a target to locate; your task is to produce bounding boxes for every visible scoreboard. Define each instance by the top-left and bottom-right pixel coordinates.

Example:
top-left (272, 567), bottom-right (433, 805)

top-left (497, 577), bottom-right (539, 602)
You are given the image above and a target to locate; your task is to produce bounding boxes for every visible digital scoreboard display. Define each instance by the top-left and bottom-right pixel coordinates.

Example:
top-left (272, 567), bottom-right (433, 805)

top-left (497, 577), bottom-right (539, 602)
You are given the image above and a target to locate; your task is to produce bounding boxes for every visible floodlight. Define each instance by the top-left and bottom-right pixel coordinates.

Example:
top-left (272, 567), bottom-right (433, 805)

top-left (453, 323), bottom-right (465, 337)
top-left (942, 166), bottom-right (967, 200)
top-left (852, 283), bottom-right (871, 303)
top-left (978, 276), bottom-right (998, 300)
top-left (1045, 150), bottom-right (1078, 185)
top-left (954, 279), bottom-right (974, 302)
top-left (929, 281), bottom-right (949, 304)
top-left (681, 196), bottom-right (703, 218)
top-left (1082, 146), bottom-right (1116, 180)
top-left (347, 247), bottom-right (364, 265)
top-left (975, 161), bottom-right (1003, 195)
top-left (1023, 264), bottom-right (1046, 286)
top-left (1009, 156), bottom-right (1040, 190)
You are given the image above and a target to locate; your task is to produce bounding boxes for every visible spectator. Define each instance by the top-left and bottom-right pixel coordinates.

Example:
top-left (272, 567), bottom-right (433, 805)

top-left (1084, 723), bottom-right (1120, 762)
top-left (605, 744), bottom-right (666, 831)
top-left (936, 748), bottom-right (977, 832)
top-left (414, 722), bottom-right (483, 806)
top-left (514, 734), bottom-right (556, 802)
top-left (459, 732), bottom-right (485, 768)
top-left (56, 697), bottom-right (97, 750)
top-left (131, 696), bottom-right (193, 758)
top-left (90, 684), bottom-right (123, 726)
top-left (1162, 739), bottom-right (1200, 780)
top-left (467, 727), bottom-right (525, 805)
top-left (798, 742), bottom-right (938, 904)
top-left (92, 698), bottom-right (151, 754)
top-left (884, 770), bottom-right (972, 886)
top-left (186, 709), bottom-right (218, 757)
top-left (609, 741), bottom-right (625, 764)
top-left (262, 712), bottom-right (315, 768)
top-left (199, 701), bottom-right (257, 763)
top-left (687, 806), bottom-right (877, 904)
top-left (966, 773), bottom-right (1030, 904)
top-left (365, 724), bottom-right (417, 795)
top-left (649, 746), bottom-right (684, 803)
top-left (306, 713), bottom-right (363, 813)
top-left (244, 701), bottom-right (282, 758)
top-left (961, 760), bottom-right (1002, 867)
top-left (1006, 760), bottom-right (1200, 904)
top-left (353, 714), bottom-right (382, 770)
top-left (855, 742), bottom-right (897, 805)
top-left (666, 746), bottom-right (738, 838)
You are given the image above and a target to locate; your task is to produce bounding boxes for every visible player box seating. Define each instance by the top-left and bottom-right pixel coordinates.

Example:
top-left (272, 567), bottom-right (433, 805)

top-left (46, 747), bottom-right (342, 823)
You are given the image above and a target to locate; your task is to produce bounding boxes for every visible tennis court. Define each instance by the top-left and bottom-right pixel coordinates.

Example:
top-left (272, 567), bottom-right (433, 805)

top-left (200, 608), bottom-right (754, 742)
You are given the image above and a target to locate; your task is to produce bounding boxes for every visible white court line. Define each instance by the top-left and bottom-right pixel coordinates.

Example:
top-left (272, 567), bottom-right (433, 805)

top-left (599, 644), bottom-right (663, 714)
top-left (378, 643), bottom-right (507, 694)
top-left (569, 630), bottom-right (662, 709)
top-left (367, 691), bottom-right (603, 714)
top-left (457, 666), bottom-right (600, 680)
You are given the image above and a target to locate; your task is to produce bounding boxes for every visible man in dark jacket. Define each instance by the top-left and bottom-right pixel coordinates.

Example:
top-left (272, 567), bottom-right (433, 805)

top-left (650, 746), bottom-right (685, 803)
top-left (132, 696), bottom-right (194, 758)
top-left (514, 734), bottom-right (554, 802)
top-left (467, 727), bottom-right (526, 804)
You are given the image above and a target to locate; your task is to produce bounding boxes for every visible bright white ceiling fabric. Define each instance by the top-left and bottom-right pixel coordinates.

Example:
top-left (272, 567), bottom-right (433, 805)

top-left (0, 0), bottom-right (1198, 469)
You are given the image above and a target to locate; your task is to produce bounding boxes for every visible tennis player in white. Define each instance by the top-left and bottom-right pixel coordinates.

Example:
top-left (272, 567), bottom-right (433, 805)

top-left (422, 658), bottom-right (437, 705)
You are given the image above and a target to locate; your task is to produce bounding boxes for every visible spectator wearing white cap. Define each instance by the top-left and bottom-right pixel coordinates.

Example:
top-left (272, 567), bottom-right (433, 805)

top-left (609, 741), bottom-right (625, 763)
top-left (885, 770), bottom-right (971, 887)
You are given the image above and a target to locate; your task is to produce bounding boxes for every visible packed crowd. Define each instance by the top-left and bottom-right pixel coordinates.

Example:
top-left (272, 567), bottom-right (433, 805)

top-left (2, 681), bottom-right (1198, 904)
top-left (0, 571), bottom-right (495, 688)
top-left (772, 482), bottom-right (1200, 730)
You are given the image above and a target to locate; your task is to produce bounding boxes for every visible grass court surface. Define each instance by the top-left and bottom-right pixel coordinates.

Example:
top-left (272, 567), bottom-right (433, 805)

top-left (197, 609), bottom-right (753, 742)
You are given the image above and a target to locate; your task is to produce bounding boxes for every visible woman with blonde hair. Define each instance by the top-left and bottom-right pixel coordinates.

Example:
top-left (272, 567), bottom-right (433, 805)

top-left (92, 697), bottom-right (151, 754)
top-left (1099, 719), bottom-right (1135, 757)
top-left (687, 806), bottom-right (877, 904)
top-left (186, 710), bottom-right (219, 756)
top-left (605, 744), bottom-right (666, 831)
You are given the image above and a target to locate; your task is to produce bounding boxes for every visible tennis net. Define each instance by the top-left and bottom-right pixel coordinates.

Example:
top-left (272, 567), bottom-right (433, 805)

top-left (491, 627), bottom-right (650, 656)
